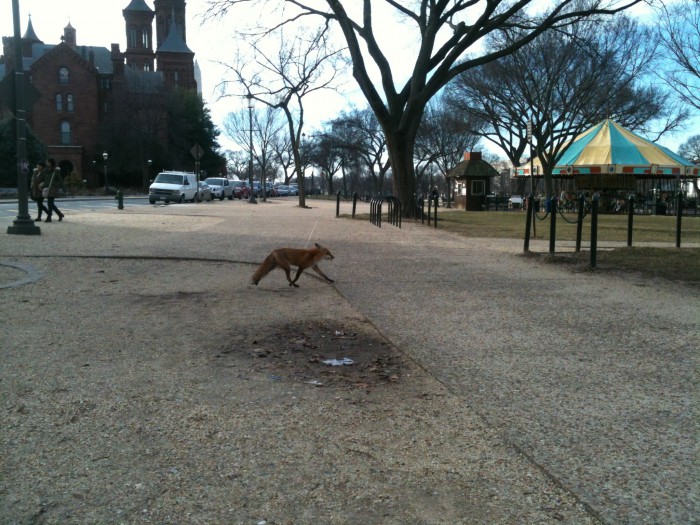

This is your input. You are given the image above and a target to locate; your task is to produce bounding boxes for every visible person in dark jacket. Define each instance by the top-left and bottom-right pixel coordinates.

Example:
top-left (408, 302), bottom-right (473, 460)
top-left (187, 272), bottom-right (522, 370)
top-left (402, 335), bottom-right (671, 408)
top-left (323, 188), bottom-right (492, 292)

top-left (39, 158), bottom-right (65, 222)
top-left (30, 161), bottom-right (50, 221)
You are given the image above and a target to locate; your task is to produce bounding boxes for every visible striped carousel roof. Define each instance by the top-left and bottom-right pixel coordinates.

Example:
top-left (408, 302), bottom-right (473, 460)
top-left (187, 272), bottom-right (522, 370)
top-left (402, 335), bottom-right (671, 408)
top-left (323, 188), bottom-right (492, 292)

top-left (517, 120), bottom-right (699, 177)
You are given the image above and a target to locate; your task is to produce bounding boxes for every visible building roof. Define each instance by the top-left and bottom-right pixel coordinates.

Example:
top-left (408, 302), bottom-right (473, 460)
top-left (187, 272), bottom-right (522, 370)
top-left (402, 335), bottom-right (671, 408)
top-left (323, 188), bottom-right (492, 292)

top-left (123, 0), bottom-right (154, 12)
top-left (157, 19), bottom-right (193, 54)
top-left (446, 152), bottom-right (499, 179)
top-left (23, 16), bottom-right (42, 43)
top-left (125, 67), bottom-right (164, 92)
top-left (517, 119), bottom-right (699, 177)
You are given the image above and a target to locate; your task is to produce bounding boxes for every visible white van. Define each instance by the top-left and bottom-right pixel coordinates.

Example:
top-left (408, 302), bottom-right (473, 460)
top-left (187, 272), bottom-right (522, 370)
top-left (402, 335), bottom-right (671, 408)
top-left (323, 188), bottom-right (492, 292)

top-left (149, 171), bottom-right (198, 204)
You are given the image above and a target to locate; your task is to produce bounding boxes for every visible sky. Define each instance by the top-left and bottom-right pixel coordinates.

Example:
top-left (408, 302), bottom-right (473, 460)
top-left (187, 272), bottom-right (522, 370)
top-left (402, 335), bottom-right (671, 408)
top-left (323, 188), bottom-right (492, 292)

top-left (1, 0), bottom-right (697, 160)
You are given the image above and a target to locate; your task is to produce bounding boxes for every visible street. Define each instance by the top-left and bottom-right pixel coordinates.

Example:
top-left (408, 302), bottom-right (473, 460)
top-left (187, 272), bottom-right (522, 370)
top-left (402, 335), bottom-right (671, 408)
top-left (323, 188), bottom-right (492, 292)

top-left (0, 196), bottom-right (205, 220)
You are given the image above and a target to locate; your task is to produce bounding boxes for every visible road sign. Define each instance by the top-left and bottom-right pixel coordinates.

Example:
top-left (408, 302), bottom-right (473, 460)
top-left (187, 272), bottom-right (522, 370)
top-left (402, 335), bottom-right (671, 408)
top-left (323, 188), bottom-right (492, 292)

top-left (190, 143), bottom-right (204, 161)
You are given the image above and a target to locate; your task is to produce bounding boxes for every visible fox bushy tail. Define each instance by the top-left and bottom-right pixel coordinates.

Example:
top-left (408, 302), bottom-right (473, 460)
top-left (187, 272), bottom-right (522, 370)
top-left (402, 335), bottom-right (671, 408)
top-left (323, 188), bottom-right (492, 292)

top-left (251, 254), bottom-right (277, 285)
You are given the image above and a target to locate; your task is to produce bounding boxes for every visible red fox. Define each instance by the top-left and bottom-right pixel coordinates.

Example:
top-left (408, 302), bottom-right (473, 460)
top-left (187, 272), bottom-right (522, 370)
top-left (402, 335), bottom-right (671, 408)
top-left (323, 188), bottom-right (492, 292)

top-left (251, 243), bottom-right (335, 287)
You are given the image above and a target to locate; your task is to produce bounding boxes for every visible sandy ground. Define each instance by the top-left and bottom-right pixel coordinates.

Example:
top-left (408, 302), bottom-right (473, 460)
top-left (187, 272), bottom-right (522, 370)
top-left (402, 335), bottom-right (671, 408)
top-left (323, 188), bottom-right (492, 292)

top-left (1, 197), bottom-right (697, 524)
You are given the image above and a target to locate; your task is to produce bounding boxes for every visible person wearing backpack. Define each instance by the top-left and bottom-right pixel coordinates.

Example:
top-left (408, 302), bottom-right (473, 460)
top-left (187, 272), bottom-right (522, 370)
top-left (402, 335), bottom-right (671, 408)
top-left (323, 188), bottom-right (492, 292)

top-left (40, 158), bottom-right (65, 222)
top-left (30, 161), bottom-right (50, 221)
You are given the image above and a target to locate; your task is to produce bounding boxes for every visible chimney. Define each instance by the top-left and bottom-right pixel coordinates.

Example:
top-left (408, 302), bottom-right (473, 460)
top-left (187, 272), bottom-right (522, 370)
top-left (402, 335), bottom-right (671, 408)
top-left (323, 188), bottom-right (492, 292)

top-left (111, 43), bottom-right (124, 76)
top-left (464, 151), bottom-right (482, 161)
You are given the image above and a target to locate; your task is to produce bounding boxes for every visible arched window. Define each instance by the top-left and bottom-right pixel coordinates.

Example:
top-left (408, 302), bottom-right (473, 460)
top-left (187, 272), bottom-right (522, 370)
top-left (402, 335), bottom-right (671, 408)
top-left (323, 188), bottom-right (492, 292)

top-left (58, 67), bottom-right (69, 84)
top-left (55, 94), bottom-right (63, 111)
top-left (60, 121), bottom-right (71, 145)
top-left (174, 70), bottom-right (179, 86)
top-left (66, 94), bottom-right (74, 112)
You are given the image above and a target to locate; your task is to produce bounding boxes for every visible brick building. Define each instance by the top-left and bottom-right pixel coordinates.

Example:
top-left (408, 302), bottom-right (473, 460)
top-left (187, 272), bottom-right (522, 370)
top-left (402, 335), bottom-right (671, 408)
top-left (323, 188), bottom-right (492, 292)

top-left (0, 0), bottom-right (198, 188)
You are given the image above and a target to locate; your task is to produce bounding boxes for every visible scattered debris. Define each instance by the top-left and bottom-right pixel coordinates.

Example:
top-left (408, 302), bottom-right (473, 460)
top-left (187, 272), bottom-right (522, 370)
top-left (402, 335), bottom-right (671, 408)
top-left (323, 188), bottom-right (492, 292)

top-left (322, 357), bottom-right (355, 366)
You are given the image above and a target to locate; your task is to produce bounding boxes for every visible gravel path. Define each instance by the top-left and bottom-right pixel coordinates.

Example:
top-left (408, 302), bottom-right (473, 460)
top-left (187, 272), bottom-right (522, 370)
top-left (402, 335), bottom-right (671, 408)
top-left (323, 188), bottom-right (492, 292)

top-left (1, 198), bottom-right (697, 524)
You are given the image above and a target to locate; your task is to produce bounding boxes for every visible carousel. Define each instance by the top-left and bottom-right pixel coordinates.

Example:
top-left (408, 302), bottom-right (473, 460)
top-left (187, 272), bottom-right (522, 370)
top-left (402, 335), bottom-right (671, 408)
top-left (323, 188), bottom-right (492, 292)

top-left (516, 120), bottom-right (699, 213)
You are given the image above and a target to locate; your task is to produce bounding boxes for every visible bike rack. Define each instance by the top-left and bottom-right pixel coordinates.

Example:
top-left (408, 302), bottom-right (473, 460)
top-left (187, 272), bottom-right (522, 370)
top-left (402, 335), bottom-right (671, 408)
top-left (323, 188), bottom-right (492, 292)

top-left (370, 195), bottom-right (401, 228)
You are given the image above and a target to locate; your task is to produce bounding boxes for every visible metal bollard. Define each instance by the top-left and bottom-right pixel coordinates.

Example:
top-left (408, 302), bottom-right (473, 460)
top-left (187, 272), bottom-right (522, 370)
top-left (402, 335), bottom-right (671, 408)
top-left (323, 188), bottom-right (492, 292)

top-left (627, 194), bottom-right (635, 247)
top-left (676, 191), bottom-right (684, 248)
top-left (524, 193), bottom-right (533, 252)
top-left (336, 190), bottom-right (341, 217)
top-left (115, 189), bottom-right (124, 210)
top-left (590, 194), bottom-right (599, 269)
top-left (549, 196), bottom-right (557, 253)
top-left (575, 194), bottom-right (585, 252)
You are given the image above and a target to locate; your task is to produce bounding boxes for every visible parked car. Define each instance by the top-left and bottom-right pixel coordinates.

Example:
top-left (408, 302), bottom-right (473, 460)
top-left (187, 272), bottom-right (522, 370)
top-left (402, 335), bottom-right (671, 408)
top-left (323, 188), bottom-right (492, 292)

top-left (265, 182), bottom-right (278, 197)
top-left (250, 181), bottom-right (262, 197)
top-left (288, 183), bottom-right (299, 196)
top-left (197, 181), bottom-right (212, 202)
top-left (231, 180), bottom-right (250, 199)
top-left (275, 184), bottom-right (291, 197)
top-left (204, 177), bottom-right (234, 200)
top-left (509, 195), bottom-right (524, 210)
top-left (148, 171), bottom-right (198, 204)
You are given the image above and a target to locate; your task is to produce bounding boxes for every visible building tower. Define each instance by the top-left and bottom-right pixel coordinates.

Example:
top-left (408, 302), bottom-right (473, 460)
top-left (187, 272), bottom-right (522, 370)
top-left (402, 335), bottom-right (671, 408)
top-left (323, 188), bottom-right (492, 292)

top-left (122, 0), bottom-right (156, 71)
top-left (155, 13), bottom-right (196, 91)
top-left (153, 0), bottom-right (186, 50)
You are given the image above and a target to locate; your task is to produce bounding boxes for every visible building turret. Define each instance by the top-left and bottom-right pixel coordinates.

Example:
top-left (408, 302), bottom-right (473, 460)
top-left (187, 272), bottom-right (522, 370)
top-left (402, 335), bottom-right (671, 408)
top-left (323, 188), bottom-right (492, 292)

top-left (153, 0), bottom-right (186, 49)
top-left (62, 22), bottom-right (76, 48)
top-left (156, 13), bottom-right (196, 91)
top-left (122, 0), bottom-right (156, 71)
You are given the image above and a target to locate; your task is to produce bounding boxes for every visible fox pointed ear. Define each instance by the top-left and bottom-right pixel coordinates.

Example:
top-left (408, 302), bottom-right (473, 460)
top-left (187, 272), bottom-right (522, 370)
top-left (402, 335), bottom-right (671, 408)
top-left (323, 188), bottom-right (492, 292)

top-left (315, 243), bottom-right (321, 249)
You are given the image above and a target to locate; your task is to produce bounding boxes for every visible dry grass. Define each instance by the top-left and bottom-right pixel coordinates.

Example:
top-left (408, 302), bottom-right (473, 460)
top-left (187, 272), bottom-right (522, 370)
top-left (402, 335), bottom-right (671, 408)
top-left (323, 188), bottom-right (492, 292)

top-left (349, 208), bottom-right (700, 285)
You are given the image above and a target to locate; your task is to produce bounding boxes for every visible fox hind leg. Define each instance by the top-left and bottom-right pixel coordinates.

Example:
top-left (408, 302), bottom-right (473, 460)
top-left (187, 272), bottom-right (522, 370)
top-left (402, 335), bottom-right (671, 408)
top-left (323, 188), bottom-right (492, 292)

top-left (289, 266), bottom-right (305, 287)
top-left (284, 266), bottom-right (300, 287)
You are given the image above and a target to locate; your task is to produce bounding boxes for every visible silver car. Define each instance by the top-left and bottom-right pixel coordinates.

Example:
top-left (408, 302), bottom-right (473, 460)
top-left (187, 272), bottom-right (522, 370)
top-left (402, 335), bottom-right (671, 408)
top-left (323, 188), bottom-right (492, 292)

top-left (204, 177), bottom-right (234, 200)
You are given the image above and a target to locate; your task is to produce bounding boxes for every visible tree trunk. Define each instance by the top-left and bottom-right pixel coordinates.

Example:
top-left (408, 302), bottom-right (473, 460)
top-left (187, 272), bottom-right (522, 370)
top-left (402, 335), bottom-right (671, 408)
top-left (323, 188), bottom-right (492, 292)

top-left (386, 132), bottom-right (418, 217)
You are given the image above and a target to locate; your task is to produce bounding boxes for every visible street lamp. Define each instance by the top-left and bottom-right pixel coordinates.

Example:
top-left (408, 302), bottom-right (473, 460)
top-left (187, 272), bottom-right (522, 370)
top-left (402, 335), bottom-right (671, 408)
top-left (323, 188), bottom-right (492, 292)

top-left (103, 152), bottom-right (109, 194)
top-left (246, 93), bottom-right (257, 204)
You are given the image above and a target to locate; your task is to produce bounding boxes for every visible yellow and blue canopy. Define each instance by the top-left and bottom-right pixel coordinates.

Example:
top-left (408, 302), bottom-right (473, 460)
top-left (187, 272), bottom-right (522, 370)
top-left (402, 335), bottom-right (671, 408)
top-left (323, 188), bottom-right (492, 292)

top-left (517, 120), bottom-right (699, 178)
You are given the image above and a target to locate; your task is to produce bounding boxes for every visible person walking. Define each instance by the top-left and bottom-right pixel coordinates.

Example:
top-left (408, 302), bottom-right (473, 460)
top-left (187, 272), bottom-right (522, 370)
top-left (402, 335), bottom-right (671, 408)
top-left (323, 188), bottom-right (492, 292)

top-left (41, 158), bottom-right (65, 222)
top-left (30, 161), bottom-right (50, 221)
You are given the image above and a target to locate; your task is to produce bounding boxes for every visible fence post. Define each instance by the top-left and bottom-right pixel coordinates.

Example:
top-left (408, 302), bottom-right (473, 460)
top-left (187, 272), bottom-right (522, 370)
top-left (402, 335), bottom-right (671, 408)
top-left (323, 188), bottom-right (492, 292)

top-left (627, 194), bottom-right (635, 247)
top-left (352, 192), bottom-right (358, 218)
top-left (676, 191), bottom-right (683, 248)
top-left (575, 194), bottom-right (585, 252)
top-left (336, 190), bottom-right (341, 217)
top-left (420, 197), bottom-right (425, 224)
top-left (549, 196), bottom-right (557, 254)
top-left (433, 195), bottom-right (438, 228)
top-left (524, 193), bottom-right (533, 252)
top-left (427, 196), bottom-right (432, 226)
top-left (590, 194), bottom-right (599, 269)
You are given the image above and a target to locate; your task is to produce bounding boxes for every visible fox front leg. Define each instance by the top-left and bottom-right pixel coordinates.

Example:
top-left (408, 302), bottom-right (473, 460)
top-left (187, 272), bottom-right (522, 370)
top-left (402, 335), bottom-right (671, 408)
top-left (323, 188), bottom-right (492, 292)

top-left (311, 264), bottom-right (334, 283)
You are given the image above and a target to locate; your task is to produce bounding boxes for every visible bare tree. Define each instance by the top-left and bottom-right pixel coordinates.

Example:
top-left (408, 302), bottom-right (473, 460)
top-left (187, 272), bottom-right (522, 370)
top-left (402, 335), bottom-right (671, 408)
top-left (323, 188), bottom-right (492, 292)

top-left (305, 130), bottom-right (343, 195)
top-left (270, 131), bottom-right (296, 184)
top-left (225, 150), bottom-right (248, 179)
top-left (217, 25), bottom-right (342, 207)
top-left (415, 100), bottom-right (481, 203)
top-left (658, 0), bottom-right (700, 111)
top-left (446, 15), bottom-right (684, 197)
top-left (207, 0), bottom-right (644, 215)
top-left (223, 105), bottom-right (285, 199)
top-left (327, 108), bottom-right (390, 195)
top-left (678, 135), bottom-right (700, 194)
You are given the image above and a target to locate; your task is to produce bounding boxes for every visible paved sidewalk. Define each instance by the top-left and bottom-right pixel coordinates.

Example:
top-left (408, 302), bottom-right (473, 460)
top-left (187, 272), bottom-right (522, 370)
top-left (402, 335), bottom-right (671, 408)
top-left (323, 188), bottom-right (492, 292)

top-left (1, 198), bottom-right (697, 524)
